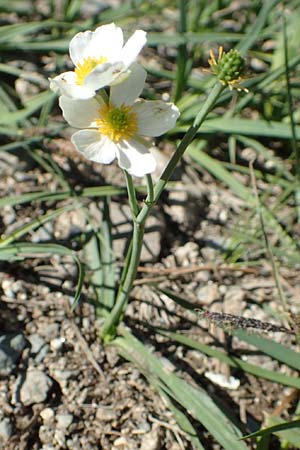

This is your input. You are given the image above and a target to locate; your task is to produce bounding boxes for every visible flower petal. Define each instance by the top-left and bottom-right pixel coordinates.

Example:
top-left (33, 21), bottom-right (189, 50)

top-left (120, 30), bottom-right (147, 67)
top-left (132, 100), bottom-right (180, 136)
top-left (71, 130), bottom-right (117, 164)
top-left (50, 72), bottom-right (95, 99)
top-left (59, 96), bottom-right (103, 128)
top-left (116, 139), bottom-right (156, 177)
top-left (70, 24), bottom-right (124, 66)
top-left (87, 23), bottom-right (123, 61)
top-left (84, 61), bottom-right (125, 91)
top-left (110, 63), bottom-right (146, 107)
top-left (69, 30), bottom-right (94, 66)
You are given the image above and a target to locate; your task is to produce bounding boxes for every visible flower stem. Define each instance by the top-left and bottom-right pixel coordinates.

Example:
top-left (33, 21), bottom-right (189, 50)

top-left (124, 170), bottom-right (139, 217)
top-left (100, 219), bottom-right (145, 340)
top-left (100, 81), bottom-right (224, 340)
top-left (145, 174), bottom-right (154, 204)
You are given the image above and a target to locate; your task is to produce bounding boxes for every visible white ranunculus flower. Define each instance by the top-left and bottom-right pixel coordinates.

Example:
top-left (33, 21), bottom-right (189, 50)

top-left (50, 23), bottom-right (147, 100)
top-left (58, 64), bottom-right (180, 177)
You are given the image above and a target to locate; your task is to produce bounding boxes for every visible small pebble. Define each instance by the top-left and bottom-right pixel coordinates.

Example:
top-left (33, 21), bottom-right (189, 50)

top-left (50, 337), bottom-right (65, 352)
top-left (96, 407), bottom-right (116, 422)
top-left (20, 370), bottom-right (53, 406)
top-left (54, 428), bottom-right (66, 447)
top-left (40, 408), bottom-right (55, 422)
top-left (56, 414), bottom-right (73, 429)
top-left (205, 371), bottom-right (240, 390)
top-left (0, 333), bottom-right (27, 376)
top-left (0, 417), bottom-right (12, 443)
top-left (28, 334), bottom-right (46, 355)
top-left (196, 283), bottom-right (219, 304)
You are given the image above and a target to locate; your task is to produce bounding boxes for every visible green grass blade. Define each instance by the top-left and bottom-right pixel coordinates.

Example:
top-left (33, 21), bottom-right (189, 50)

top-left (115, 328), bottom-right (248, 450)
top-left (176, 117), bottom-right (300, 139)
top-left (242, 419), bottom-right (300, 441)
top-left (234, 330), bottom-right (300, 371)
top-left (155, 387), bottom-right (205, 450)
top-left (98, 198), bottom-right (115, 311)
top-left (0, 204), bottom-right (76, 247)
top-left (147, 31), bottom-right (243, 46)
top-left (0, 20), bottom-right (71, 44)
top-left (0, 186), bottom-right (127, 207)
top-left (0, 91), bottom-right (55, 125)
top-left (155, 327), bottom-right (300, 389)
top-left (188, 142), bottom-right (298, 258)
top-left (237, 0), bottom-right (280, 54)
top-left (0, 242), bottom-right (84, 305)
top-left (84, 199), bottom-right (116, 315)
top-left (188, 143), bottom-right (251, 201)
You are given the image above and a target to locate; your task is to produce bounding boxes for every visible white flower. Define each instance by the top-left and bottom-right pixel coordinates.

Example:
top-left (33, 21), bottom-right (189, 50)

top-left (58, 64), bottom-right (180, 177)
top-left (50, 23), bottom-right (147, 100)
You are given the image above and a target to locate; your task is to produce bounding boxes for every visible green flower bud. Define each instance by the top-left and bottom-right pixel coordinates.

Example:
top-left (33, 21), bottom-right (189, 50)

top-left (209, 47), bottom-right (248, 91)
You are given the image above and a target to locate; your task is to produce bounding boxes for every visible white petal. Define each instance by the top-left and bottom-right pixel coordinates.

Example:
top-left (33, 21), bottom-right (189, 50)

top-left (84, 61), bottom-right (125, 90)
top-left (71, 130), bottom-right (117, 164)
top-left (86, 23), bottom-right (123, 61)
top-left (70, 24), bottom-right (124, 66)
top-left (50, 72), bottom-right (96, 99)
top-left (116, 139), bottom-right (156, 177)
top-left (120, 30), bottom-right (147, 67)
top-left (59, 96), bottom-right (103, 128)
top-left (132, 100), bottom-right (180, 136)
top-left (110, 63), bottom-right (146, 107)
top-left (69, 30), bottom-right (94, 66)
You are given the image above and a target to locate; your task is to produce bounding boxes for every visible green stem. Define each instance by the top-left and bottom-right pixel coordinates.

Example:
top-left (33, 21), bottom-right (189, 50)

top-left (100, 81), bottom-right (224, 340)
top-left (145, 174), bottom-right (154, 204)
top-left (100, 220), bottom-right (144, 340)
top-left (124, 170), bottom-right (139, 217)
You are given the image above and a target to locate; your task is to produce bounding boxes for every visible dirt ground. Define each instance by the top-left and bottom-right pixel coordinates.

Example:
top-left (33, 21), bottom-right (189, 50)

top-left (1, 143), bottom-right (299, 449)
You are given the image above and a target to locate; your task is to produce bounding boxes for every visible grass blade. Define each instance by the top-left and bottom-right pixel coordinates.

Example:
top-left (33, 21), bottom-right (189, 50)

top-left (154, 326), bottom-right (300, 390)
top-left (0, 242), bottom-right (84, 305)
top-left (115, 328), bottom-right (248, 450)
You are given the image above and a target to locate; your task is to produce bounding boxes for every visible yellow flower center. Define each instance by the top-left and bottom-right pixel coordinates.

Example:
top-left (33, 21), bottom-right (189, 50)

top-left (96, 103), bottom-right (138, 142)
top-left (75, 56), bottom-right (108, 85)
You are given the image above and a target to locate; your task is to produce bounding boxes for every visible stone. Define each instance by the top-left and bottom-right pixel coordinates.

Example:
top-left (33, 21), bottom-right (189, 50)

top-left (223, 286), bottom-right (246, 314)
top-left (0, 333), bottom-right (27, 376)
top-left (196, 283), bottom-right (219, 305)
top-left (50, 337), bottom-right (65, 352)
top-left (28, 334), bottom-right (46, 355)
top-left (20, 370), bottom-right (53, 406)
top-left (31, 222), bottom-right (54, 243)
top-left (0, 417), bottom-right (12, 443)
top-left (140, 426), bottom-right (161, 450)
top-left (204, 371), bottom-right (240, 390)
top-left (56, 413), bottom-right (73, 429)
top-left (38, 323), bottom-right (59, 340)
top-left (40, 408), bottom-right (55, 422)
top-left (95, 407), bottom-right (116, 422)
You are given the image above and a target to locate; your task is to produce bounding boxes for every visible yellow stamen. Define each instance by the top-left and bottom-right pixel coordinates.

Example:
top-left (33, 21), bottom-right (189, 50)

top-left (75, 56), bottom-right (108, 85)
top-left (96, 103), bottom-right (138, 142)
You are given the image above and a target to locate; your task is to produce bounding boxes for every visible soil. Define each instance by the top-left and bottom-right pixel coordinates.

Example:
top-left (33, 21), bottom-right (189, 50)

top-left (1, 145), bottom-right (299, 449)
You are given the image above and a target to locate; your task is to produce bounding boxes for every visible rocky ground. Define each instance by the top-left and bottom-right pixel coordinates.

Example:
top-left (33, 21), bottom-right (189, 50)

top-left (1, 144), bottom-right (299, 449)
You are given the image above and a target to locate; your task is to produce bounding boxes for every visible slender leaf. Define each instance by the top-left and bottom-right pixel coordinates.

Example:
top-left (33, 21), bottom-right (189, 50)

top-left (234, 330), bottom-right (300, 371)
top-left (115, 328), bottom-right (248, 450)
top-left (0, 243), bottom-right (84, 305)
